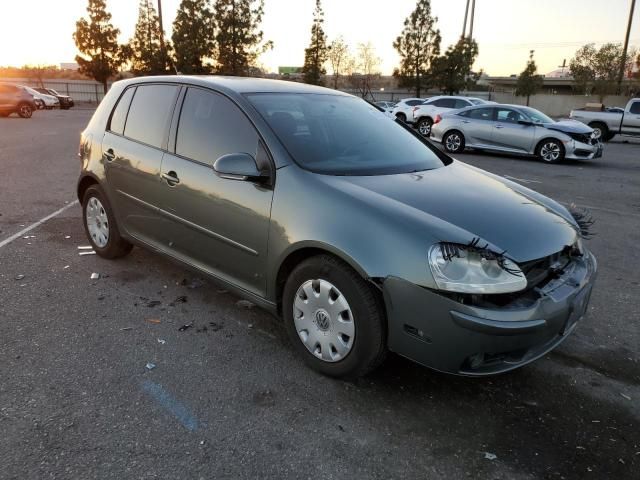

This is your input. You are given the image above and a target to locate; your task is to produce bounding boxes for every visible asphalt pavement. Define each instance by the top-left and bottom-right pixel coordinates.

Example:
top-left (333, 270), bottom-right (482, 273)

top-left (0, 109), bottom-right (638, 479)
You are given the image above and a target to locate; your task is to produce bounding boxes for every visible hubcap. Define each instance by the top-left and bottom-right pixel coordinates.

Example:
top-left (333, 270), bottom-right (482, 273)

top-left (293, 279), bottom-right (355, 362)
top-left (446, 134), bottom-right (461, 151)
top-left (419, 121), bottom-right (432, 136)
top-left (20, 105), bottom-right (31, 116)
top-left (540, 142), bottom-right (560, 162)
top-left (86, 196), bottom-right (109, 248)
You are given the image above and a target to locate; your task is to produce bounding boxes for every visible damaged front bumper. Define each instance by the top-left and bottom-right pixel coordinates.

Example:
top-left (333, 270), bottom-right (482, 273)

top-left (383, 251), bottom-right (597, 376)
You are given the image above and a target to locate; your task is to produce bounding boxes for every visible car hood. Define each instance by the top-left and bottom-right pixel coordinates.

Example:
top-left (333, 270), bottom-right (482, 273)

top-left (329, 161), bottom-right (578, 262)
top-left (543, 119), bottom-right (593, 135)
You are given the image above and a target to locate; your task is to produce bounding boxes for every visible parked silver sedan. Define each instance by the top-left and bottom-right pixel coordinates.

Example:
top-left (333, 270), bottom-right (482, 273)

top-left (431, 104), bottom-right (603, 163)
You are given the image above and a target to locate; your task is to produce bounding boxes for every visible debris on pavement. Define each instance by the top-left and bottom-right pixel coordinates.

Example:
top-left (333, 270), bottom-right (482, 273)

top-left (77, 246), bottom-right (93, 250)
top-left (120, 327), bottom-right (133, 331)
top-left (620, 393), bottom-right (631, 401)
top-left (484, 452), bottom-right (497, 461)
top-left (178, 322), bottom-right (194, 332)
top-left (146, 300), bottom-right (161, 308)
top-left (64, 235), bottom-right (71, 239)
top-left (63, 265), bottom-right (70, 269)
top-left (14, 274), bottom-right (25, 281)
top-left (145, 319), bottom-right (161, 324)
top-left (208, 321), bottom-right (223, 331)
top-left (168, 295), bottom-right (187, 307)
top-left (145, 362), bottom-right (156, 370)
top-left (157, 338), bottom-right (166, 344)
top-left (79, 251), bottom-right (96, 256)
top-left (90, 272), bottom-right (100, 280)
top-left (236, 300), bottom-right (255, 309)
top-left (179, 277), bottom-right (206, 289)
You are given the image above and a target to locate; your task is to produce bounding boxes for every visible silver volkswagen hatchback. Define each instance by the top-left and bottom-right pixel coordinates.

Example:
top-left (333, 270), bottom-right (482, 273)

top-left (77, 77), bottom-right (597, 378)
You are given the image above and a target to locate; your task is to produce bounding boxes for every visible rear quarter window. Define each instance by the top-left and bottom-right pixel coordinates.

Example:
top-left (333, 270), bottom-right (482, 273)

top-left (123, 84), bottom-right (179, 148)
top-left (108, 87), bottom-right (135, 135)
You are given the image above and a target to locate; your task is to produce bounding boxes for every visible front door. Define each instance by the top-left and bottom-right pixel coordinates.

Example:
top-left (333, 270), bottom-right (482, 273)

top-left (490, 107), bottom-right (536, 153)
top-left (159, 87), bottom-right (274, 297)
top-left (102, 84), bottom-right (180, 248)
top-left (461, 107), bottom-right (495, 146)
top-left (621, 100), bottom-right (640, 136)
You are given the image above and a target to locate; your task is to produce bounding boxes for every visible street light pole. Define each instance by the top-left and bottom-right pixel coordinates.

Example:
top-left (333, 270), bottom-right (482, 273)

top-left (469, 0), bottom-right (476, 39)
top-left (617, 0), bottom-right (636, 93)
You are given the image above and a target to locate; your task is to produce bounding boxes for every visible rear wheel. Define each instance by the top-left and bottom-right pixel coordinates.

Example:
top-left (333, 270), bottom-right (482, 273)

top-left (17, 103), bottom-right (33, 118)
top-left (395, 112), bottom-right (407, 123)
top-left (417, 117), bottom-right (433, 136)
top-left (443, 130), bottom-right (465, 154)
top-left (536, 139), bottom-right (565, 163)
top-left (283, 255), bottom-right (387, 378)
top-left (588, 122), bottom-right (609, 142)
top-left (82, 185), bottom-right (133, 259)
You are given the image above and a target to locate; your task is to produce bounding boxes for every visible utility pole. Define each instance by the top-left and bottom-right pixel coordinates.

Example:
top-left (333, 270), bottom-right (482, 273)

top-left (157, 0), bottom-right (166, 70)
top-left (462, 0), bottom-right (470, 38)
top-left (469, 0), bottom-right (476, 39)
top-left (618, 0), bottom-right (636, 93)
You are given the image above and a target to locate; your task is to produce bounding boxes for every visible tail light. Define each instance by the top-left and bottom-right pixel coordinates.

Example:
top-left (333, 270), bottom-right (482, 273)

top-left (412, 106), bottom-right (420, 113)
top-left (434, 114), bottom-right (442, 125)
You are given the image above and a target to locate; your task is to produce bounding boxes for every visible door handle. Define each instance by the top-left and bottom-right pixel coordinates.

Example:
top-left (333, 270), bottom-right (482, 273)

top-left (162, 171), bottom-right (180, 186)
top-left (461, 120), bottom-right (471, 124)
top-left (103, 148), bottom-right (115, 161)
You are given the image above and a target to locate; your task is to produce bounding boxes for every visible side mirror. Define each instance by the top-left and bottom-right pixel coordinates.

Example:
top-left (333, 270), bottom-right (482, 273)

top-left (517, 120), bottom-right (534, 126)
top-left (213, 153), bottom-right (268, 182)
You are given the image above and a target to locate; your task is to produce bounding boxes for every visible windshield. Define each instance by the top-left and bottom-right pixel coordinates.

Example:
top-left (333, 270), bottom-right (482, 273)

top-left (520, 107), bottom-right (554, 124)
top-left (247, 93), bottom-right (447, 175)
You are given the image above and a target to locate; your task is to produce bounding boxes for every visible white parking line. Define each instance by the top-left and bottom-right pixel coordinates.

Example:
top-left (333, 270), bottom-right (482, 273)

top-left (0, 200), bottom-right (79, 249)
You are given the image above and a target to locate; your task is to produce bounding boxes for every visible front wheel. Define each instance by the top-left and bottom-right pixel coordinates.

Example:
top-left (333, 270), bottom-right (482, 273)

top-left (82, 185), bottom-right (133, 259)
top-left (443, 130), bottom-right (465, 154)
top-left (17, 103), bottom-right (33, 118)
top-left (536, 139), bottom-right (565, 163)
top-left (417, 117), bottom-right (433, 136)
top-left (283, 255), bottom-right (387, 378)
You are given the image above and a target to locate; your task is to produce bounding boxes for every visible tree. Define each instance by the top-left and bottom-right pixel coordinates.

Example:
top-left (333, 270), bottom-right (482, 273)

top-left (327, 37), bottom-right (350, 89)
top-left (515, 50), bottom-right (543, 106)
top-left (302, 0), bottom-right (328, 85)
top-left (73, 0), bottom-right (124, 93)
top-left (172, 0), bottom-right (216, 74)
top-left (213, 0), bottom-right (273, 76)
top-left (128, 0), bottom-right (170, 75)
top-left (349, 42), bottom-right (381, 99)
top-left (570, 43), bottom-right (634, 100)
top-left (430, 37), bottom-right (479, 95)
top-left (393, 0), bottom-right (441, 97)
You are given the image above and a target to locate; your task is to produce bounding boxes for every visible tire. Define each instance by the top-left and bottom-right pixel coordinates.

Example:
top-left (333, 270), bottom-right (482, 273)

top-left (17, 103), bottom-right (33, 118)
top-left (443, 130), bottom-right (465, 154)
top-left (588, 122), bottom-right (609, 142)
top-left (82, 184), bottom-right (133, 259)
top-left (416, 117), bottom-right (433, 136)
top-left (282, 254), bottom-right (387, 378)
top-left (395, 112), bottom-right (407, 123)
top-left (536, 139), bottom-right (565, 163)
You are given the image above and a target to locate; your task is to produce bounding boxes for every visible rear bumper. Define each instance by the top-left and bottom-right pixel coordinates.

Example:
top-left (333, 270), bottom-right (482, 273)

top-left (383, 251), bottom-right (597, 376)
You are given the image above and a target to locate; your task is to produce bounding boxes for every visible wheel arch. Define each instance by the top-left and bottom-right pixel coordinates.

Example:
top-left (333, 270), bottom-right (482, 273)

top-left (77, 174), bottom-right (101, 203)
top-left (534, 136), bottom-right (566, 154)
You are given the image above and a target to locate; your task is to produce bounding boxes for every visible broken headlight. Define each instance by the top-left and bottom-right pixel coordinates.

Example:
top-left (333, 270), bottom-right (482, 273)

top-left (428, 243), bottom-right (527, 294)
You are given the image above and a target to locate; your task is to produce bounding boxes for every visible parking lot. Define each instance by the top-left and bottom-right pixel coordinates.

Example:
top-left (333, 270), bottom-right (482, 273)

top-left (0, 108), bottom-right (638, 479)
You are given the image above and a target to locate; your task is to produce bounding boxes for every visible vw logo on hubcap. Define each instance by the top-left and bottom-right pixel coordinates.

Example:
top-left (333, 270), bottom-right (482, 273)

top-left (314, 309), bottom-right (331, 331)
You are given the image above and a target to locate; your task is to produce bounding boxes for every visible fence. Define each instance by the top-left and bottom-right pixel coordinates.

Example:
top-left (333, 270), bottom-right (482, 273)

top-left (0, 77), bottom-right (113, 103)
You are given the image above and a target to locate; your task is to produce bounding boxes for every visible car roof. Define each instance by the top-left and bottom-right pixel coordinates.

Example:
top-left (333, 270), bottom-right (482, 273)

top-left (112, 75), bottom-right (351, 97)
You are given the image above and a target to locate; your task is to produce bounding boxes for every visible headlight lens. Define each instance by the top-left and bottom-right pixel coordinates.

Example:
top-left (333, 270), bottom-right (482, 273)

top-left (428, 244), bottom-right (527, 294)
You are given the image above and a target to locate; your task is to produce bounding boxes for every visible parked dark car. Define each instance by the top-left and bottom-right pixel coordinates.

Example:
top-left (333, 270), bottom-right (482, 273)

top-left (33, 87), bottom-right (74, 110)
top-left (0, 82), bottom-right (37, 118)
top-left (77, 76), bottom-right (597, 378)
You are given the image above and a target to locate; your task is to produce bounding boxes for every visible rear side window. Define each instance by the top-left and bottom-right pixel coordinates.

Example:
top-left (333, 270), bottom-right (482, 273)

top-left (630, 102), bottom-right (640, 114)
top-left (124, 84), bottom-right (179, 148)
top-left (454, 99), bottom-right (471, 109)
top-left (109, 87), bottom-right (135, 135)
top-left (434, 98), bottom-right (456, 108)
top-left (175, 88), bottom-right (258, 165)
top-left (467, 107), bottom-right (494, 121)
top-left (406, 100), bottom-right (422, 106)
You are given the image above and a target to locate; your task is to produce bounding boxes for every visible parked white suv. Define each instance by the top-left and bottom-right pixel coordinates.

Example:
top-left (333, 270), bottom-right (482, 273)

top-left (391, 98), bottom-right (427, 124)
top-left (414, 96), bottom-right (491, 136)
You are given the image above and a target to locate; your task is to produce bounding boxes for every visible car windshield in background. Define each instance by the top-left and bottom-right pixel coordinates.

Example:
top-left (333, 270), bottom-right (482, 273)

top-left (521, 107), bottom-right (554, 124)
top-left (247, 93), bottom-right (447, 176)
top-left (469, 99), bottom-right (485, 105)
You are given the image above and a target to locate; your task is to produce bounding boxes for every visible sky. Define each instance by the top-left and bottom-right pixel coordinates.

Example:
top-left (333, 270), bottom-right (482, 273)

top-left (0, 0), bottom-right (638, 76)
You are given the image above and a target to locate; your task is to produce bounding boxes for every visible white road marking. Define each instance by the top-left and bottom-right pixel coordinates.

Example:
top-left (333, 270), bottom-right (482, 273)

top-left (503, 175), bottom-right (542, 184)
top-left (0, 200), bottom-right (79, 249)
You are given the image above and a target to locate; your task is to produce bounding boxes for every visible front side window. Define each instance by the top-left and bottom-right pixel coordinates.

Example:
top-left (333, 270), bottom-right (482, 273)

top-left (247, 93), bottom-right (448, 176)
top-left (467, 107), bottom-right (494, 121)
top-left (406, 100), bottom-right (422, 106)
top-left (124, 84), bottom-right (179, 148)
top-left (176, 88), bottom-right (259, 165)
top-left (519, 107), bottom-right (553, 124)
top-left (454, 99), bottom-right (471, 109)
top-left (109, 87), bottom-right (135, 135)
top-left (496, 108), bottom-right (525, 124)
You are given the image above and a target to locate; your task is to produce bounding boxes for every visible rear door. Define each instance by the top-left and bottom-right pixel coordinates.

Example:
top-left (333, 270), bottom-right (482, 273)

top-left (0, 84), bottom-right (18, 109)
top-left (159, 87), bottom-right (274, 297)
top-left (102, 83), bottom-right (180, 248)
top-left (491, 107), bottom-right (535, 153)
top-left (459, 107), bottom-right (495, 146)
top-left (621, 100), bottom-right (640, 135)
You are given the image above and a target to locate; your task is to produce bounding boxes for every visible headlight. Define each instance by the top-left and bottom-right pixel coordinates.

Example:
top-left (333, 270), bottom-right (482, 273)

top-left (428, 243), bottom-right (527, 294)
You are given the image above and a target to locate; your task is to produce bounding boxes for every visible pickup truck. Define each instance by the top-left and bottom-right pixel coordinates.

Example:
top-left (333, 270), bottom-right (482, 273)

top-left (569, 98), bottom-right (640, 141)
